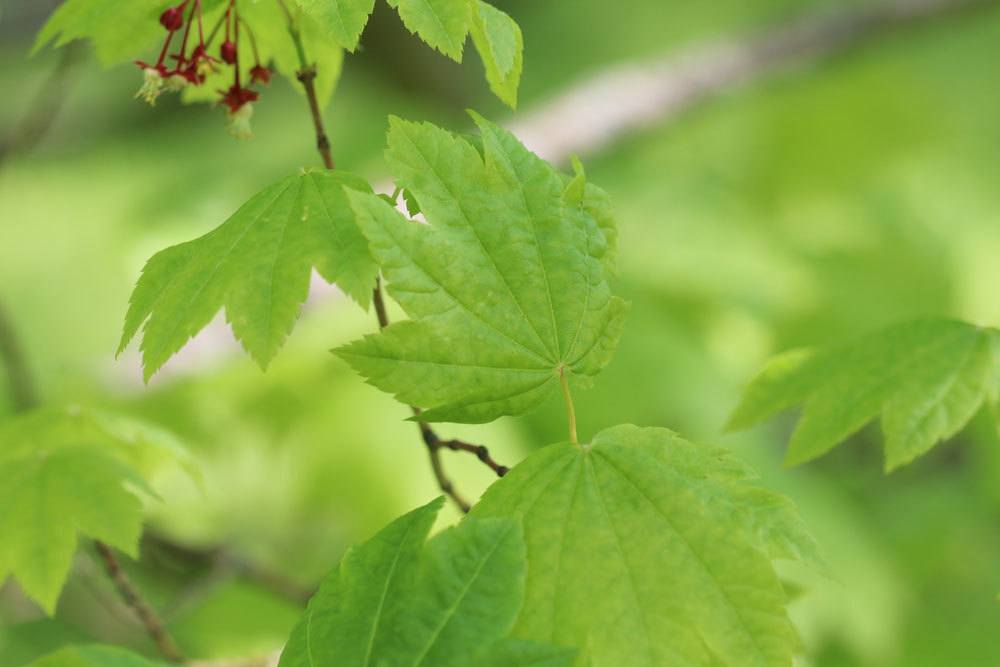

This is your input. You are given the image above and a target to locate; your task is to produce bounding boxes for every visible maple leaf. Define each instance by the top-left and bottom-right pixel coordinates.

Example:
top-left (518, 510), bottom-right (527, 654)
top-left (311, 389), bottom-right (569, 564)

top-left (291, 0), bottom-right (376, 52)
top-left (728, 318), bottom-right (1000, 470)
top-left (279, 497), bottom-right (574, 667)
top-left (119, 170), bottom-right (377, 379)
top-left (472, 424), bottom-right (820, 667)
top-left (0, 407), bottom-right (196, 614)
top-left (337, 113), bottom-right (628, 423)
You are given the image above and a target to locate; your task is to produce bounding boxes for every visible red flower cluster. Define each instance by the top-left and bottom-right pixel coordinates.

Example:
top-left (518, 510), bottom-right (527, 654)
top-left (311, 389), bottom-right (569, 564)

top-left (136, 0), bottom-right (271, 139)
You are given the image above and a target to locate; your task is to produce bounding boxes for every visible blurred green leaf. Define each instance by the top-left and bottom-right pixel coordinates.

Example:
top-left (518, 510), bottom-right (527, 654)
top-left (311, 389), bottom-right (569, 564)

top-left (26, 644), bottom-right (165, 667)
top-left (730, 319), bottom-right (1000, 470)
top-left (0, 406), bottom-right (195, 614)
top-left (469, 1), bottom-right (523, 108)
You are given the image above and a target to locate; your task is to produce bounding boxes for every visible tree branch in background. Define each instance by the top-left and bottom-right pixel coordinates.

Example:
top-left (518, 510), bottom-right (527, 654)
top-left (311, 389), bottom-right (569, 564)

top-left (94, 542), bottom-right (186, 663)
top-left (510, 0), bottom-right (996, 163)
top-left (0, 40), bottom-right (85, 168)
top-left (0, 295), bottom-right (185, 661)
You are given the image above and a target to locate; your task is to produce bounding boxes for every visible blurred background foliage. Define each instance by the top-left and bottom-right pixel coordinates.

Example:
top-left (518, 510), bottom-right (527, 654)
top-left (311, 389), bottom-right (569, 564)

top-left (1, 0), bottom-right (1000, 665)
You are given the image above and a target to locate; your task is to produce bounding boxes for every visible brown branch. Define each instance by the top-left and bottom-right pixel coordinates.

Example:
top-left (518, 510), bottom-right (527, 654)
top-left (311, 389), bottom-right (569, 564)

top-left (281, 9), bottom-right (507, 513)
top-left (295, 65), bottom-right (335, 170)
top-left (94, 541), bottom-right (185, 663)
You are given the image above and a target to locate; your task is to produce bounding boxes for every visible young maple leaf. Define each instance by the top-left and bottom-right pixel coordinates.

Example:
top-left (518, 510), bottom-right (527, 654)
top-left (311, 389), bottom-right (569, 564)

top-left (336, 113), bottom-right (628, 424)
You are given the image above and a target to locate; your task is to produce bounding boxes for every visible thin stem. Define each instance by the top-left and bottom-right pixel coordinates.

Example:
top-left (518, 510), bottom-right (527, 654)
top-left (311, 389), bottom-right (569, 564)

top-left (276, 0), bottom-right (505, 510)
top-left (94, 541), bottom-right (185, 663)
top-left (372, 277), bottom-right (390, 328)
top-left (284, 16), bottom-right (335, 169)
top-left (419, 422), bottom-right (471, 512)
top-left (559, 368), bottom-right (578, 445)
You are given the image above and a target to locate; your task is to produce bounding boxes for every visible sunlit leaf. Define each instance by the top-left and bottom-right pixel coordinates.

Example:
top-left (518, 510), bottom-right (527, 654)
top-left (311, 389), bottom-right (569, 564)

top-left (337, 113), bottom-right (627, 423)
top-left (472, 424), bottom-right (815, 667)
top-left (119, 170), bottom-right (377, 379)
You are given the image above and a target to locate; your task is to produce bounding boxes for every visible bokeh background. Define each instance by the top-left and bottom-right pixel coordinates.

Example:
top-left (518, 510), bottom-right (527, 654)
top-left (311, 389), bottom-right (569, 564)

top-left (2, 0), bottom-right (1000, 664)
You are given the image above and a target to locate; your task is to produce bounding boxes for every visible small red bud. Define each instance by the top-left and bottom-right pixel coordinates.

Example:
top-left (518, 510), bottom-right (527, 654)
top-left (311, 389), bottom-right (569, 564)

top-left (250, 65), bottom-right (271, 85)
top-left (159, 6), bottom-right (185, 31)
top-left (220, 40), bottom-right (237, 65)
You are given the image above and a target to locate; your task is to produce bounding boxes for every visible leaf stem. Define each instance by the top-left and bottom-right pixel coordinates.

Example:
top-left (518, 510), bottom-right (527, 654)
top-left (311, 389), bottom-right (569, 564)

top-left (94, 541), bottom-right (185, 663)
top-left (559, 368), bottom-right (578, 445)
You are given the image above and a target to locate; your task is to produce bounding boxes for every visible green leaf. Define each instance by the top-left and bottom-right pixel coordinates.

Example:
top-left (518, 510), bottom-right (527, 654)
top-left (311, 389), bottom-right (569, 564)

top-left (27, 644), bottom-right (166, 667)
top-left (33, 1), bottom-right (167, 66)
top-left (386, 0), bottom-right (470, 61)
top-left (291, 0), bottom-right (376, 51)
top-left (0, 406), bottom-right (194, 614)
top-left (469, 1), bottom-right (523, 108)
top-left (336, 114), bottom-right (627, 424)
top-left (472, 424), bottom-right (812, 667)
top-left (728, 318), bottom-right (1000, 470)
top-left (119, 170), bottom-right (377, 379)
top-left (280, 497), bottom-right (559, 667)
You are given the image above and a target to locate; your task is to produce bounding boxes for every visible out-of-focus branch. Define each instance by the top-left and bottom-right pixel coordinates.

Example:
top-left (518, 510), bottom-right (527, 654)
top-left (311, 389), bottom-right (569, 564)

top-left (0, 40), bottom-right (85, 168)
top-left (510, 0), bottom-right (996, 163)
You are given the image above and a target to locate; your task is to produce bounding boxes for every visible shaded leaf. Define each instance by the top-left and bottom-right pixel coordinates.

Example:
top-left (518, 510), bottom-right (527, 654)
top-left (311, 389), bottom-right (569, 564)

top-left (27, 644), bottom-right (166, 667)
top-left (729, 318), bottom-right (1000, 470)
top-left (469, 0), bottom-right (523, 108)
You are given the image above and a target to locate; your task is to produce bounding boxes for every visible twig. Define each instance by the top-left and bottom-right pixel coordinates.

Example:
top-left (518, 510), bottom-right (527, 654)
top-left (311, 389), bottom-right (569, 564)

top-left (94, 541), bottom-right (185, 663)
top-left (280, 6), bottom-right (506, 512)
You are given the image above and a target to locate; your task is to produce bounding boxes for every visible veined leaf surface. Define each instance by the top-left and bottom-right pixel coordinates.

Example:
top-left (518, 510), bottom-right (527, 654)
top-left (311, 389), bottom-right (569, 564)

top-left (280, 497), bottom-right (572, 667)
top-left (472, 424), bottom-right (817, 667)
top-left (337, 114), bottom-right (627, 423)
top-left (119, 170), bottom-right (377, 379)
